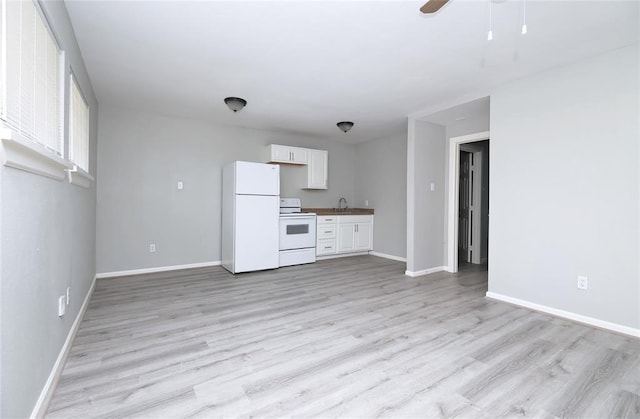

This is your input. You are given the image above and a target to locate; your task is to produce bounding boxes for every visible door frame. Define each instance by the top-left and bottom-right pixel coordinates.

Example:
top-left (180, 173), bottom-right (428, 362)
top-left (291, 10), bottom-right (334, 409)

top-left (446, 131), bottom-right (490, 273)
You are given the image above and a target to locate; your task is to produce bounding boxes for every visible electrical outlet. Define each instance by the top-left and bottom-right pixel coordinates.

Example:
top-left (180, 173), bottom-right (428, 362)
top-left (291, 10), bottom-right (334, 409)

top-left (58, 296), bottom-right (66, 317)
top-left (577, 276), bottom-right (588, 290)
top-left (66, 286), bottom-right (70, 305)
top-left (364, 200), bottom-right (369, 207)
top-left (177, 181), bottom-right (183, 190)
top-left (149, 244), bottom-right (156, 253)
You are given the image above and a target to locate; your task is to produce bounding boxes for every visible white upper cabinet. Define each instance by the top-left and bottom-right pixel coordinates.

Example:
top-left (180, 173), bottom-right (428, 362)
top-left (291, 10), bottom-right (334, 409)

top-left (268, 144), bottom-right (307, 165)
top-left (305, 149), bottom-right (328, 190)
top-left (267, 144), bottom-right (329, 190)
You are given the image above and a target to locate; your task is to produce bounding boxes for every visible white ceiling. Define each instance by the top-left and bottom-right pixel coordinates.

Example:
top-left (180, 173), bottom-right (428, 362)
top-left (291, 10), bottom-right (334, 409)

top-left (64, 0), bottom-right (639, 144)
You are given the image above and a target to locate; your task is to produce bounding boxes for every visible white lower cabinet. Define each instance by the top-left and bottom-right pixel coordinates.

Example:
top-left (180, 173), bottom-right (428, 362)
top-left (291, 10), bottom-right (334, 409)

top-left (336, 216), bottom-right (373, 253)
top-left (355, 221), bottom-right (372, 250)
top-left (337, 223), bottom-right (356, 252)
top-left (317, 239), bottom-right (336, 255)
top-left (317, 215), bottom-right (373, 256)
top-left (316, 216), bottom-right (337, 256)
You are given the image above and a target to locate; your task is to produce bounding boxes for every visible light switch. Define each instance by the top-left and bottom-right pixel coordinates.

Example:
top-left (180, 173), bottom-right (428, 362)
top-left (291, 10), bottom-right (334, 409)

top-left (430, 182), bottom-right (435, 192)
top-left (177, 181), bottom-right (184, 190)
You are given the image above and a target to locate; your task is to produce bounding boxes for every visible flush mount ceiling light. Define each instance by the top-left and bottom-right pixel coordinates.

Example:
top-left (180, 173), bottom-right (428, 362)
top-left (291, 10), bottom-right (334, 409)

top-left (224, 97), bottom-right (247, 113)
top-left (337, 121), bottom-right (354, 133)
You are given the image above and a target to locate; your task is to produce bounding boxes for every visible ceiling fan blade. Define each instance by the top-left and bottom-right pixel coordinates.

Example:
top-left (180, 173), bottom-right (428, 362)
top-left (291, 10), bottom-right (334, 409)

top-left (420, 0), bottom-right (450, 14)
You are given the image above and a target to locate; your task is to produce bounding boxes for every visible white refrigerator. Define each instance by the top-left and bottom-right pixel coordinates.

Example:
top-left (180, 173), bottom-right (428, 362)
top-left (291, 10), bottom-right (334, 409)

top-left (221, 161), bottom-right (280, 273)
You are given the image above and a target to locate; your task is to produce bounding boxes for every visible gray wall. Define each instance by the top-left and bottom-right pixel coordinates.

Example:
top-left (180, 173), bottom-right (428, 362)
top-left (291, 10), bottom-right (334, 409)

top-left (407, 120), bottom-right (446, 273)
top-left (96, 106), bottom-right (356, 274)
top-left (0, 1), bottom-right (99, 417)
top-left (354, 131), bottom-right (407, 259)
top-left (489, 45), bottom-right (639, 329)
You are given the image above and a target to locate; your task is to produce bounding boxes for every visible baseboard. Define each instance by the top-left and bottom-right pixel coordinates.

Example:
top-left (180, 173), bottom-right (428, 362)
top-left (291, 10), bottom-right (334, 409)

top-left (486, 291), bottom-right (640, 338)
top-left (30, 276), bottom-right (97, 419)
top-left (369, 251), bottom-right (407, 262)
top-left (405, 266), bottom-right (446, 277)
top-left (95, 260), bottom-right (221, 279)
top-left (317, 252), bottom-right (370, 260)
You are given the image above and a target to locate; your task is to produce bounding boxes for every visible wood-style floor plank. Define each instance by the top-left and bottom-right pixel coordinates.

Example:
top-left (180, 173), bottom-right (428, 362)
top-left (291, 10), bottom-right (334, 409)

top-left (47, 256), bottom-right (640, 418)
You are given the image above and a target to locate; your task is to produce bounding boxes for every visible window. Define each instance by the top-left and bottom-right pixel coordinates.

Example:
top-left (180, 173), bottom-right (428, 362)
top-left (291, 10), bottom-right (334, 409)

top-left (1, 0), bottom-right (63, 155)
top-left (69, 73), bottom-right (89, 172)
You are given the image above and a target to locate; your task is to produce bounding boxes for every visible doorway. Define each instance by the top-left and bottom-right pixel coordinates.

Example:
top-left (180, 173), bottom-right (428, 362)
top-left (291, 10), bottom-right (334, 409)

top-left (446, 131), bottom-right (490, 273)
top-left (458, 150), bottom-right (472, 264)
top-left (458, 141), bottom-right (489, 271)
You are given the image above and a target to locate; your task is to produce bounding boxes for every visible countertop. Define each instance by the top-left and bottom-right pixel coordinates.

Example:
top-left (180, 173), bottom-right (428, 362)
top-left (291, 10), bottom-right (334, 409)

top-left (302, 207), bottom-right (374, 215)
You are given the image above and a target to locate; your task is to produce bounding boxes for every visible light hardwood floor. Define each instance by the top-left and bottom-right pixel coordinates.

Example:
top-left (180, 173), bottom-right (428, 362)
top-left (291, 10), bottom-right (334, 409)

top-left (47, 256), bottom-right (639, 418)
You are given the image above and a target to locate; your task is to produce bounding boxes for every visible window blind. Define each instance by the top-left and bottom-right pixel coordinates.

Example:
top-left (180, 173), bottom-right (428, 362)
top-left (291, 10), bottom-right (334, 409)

top-left (1, 0), bottom-right (63, 155)
top-left (69, 73), bottom-right (88, 172)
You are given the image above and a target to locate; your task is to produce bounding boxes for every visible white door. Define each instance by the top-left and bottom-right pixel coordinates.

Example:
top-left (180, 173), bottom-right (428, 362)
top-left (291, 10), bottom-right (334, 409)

top-left (458, 151), bottom-right (471, 263)
top-left (290, 147), bottom-right (308, 164)
top-left (235, 161), bottom-right (280, 196)
top-left (234, 195), bottom-right (279, 272)
top-left (469, 151), bottom-right (483, 264)
top-left (307, 149), bottom-right (328, 189)
top-left (272, 145), bottom-right (292, 162)
top-left (337, 223), bottom-right (355, 252)
top-left (354, 222), bottom-right (372, 250)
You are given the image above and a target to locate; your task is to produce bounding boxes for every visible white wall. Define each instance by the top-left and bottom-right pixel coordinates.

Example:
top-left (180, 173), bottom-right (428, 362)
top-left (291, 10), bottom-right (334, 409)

top-left (96, 106), bottom-right (357, 274)
top-left (0, 1), bottom-right (99, 417)
top-left (489, 45), bottom-right (639, 330)
top-left (354, 131), bottom-right (407, 259)
top-left (407, 120), bottom-right (446, 273)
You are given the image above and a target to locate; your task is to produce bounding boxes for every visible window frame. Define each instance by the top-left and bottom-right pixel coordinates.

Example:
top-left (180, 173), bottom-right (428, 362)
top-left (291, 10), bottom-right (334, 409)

top-left (67, 69), bottom-right (93, 187)
top-left (0, 0), bottom-right (71, 180)
top-left (68, 70), bottom-right (90, 172)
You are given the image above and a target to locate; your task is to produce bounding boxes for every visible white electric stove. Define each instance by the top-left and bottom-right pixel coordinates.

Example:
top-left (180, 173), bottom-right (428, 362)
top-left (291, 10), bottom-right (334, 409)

top-left (279, 198), bottom-right (317, 267)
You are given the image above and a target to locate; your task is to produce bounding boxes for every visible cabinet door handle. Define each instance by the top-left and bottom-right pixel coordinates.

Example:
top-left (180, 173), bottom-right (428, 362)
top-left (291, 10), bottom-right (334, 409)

top-left (355, 224), bottom-right (358, 233)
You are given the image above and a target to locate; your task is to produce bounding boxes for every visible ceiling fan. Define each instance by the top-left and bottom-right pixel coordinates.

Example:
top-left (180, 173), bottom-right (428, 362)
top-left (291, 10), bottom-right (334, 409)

top-left (420, 0), bottom-right (450, 14)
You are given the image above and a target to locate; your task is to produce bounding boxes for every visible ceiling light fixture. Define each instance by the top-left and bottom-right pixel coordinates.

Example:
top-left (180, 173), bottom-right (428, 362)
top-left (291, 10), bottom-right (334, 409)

top-left (337, 121), bottom-right (354, 133)
top-left (487, 0), bottom-right (493, 41)
top-left (224, 97), bottom-right (247, 113)
top-left (521, 0), bottom-right (527, 34)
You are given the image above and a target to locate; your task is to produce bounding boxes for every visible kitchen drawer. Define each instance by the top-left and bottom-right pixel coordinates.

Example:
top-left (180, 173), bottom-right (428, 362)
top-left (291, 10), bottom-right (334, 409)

top-left (317, 239), bottom-right (336, 255)
top-left (317, 225), bottom-right (336, 239)
top-left (337, 215), bottom-right (372, 224)
top-left (317, 216), bottom-right (337, 224)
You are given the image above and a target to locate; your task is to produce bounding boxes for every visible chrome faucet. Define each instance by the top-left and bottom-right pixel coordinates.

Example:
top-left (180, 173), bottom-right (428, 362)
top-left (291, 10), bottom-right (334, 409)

top-left (338, 197), bottom-right (348, 211)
